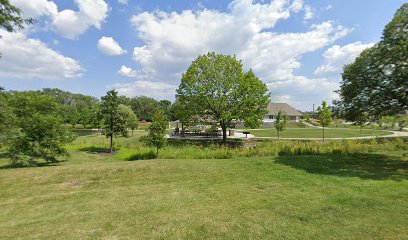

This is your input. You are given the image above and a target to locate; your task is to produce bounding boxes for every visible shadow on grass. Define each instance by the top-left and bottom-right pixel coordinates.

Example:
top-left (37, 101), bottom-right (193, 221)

top-left (0, 159), bottom-right (64, 169)
top-left (79, 146), bottom-right (117, 155)
top-left (276, 154), bottom-right (408, 181)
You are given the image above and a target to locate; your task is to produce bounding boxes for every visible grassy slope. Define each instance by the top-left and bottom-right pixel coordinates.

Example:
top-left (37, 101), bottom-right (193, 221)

top-left (248, 128), bottom-right (392, 138)
top-left (0, 146), bottom-right (407, 239)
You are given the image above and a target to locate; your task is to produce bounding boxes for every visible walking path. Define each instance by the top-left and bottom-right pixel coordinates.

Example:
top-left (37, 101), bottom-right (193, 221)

top-left (253, 130), bottom-right (408, 140)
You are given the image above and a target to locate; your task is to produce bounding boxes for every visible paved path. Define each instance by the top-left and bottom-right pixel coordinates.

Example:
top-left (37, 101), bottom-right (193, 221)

top-left (253, 130), bottom-right (408, 140)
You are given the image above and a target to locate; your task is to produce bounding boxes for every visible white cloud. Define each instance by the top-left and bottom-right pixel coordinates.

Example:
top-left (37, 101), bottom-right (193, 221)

top-left (289, 0), bottom-right (303, 12)
top-left (53, 0), bottom-right (109, 39)
top-left (118, 65), bottom-right (137, 77)
top-left (304, 5), bottom-right (314, 20)
top-left (325, 5), bottom-right (333, 11)
top-left (10, 0), bottom-right (109, 39)
top-left (0, 30), bottom-right (83, 80)
top-left (97, 36), bottom-right (127, 56)
top-left (114, 0), bottom-right (352, 108)
top-left (118, 0), bottom-right (128, 4)
top-left (111, 80), bottom-right (177, 100)
top-left (269, 76), bottom-right (339, 110)
top-left (314, 41), bottom-right (374, 76)
top-left (10, 0), bottom-right (58, 18)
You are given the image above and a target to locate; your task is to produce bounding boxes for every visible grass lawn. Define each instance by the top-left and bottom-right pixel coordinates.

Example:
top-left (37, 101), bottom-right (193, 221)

top-left (246, 128), bottom-right (392, 138)
top-left (0, 135), bottom-right (407, 239)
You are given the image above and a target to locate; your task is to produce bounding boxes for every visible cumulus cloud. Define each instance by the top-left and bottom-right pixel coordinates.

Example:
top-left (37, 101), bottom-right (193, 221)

top-left (269, 76), bottom-right (339, 109)
top-left (303, 5), bottom-right (314, 20)
top-left (114, 0), bottom-right (352, 108)
top-left (10, 0), bottom-right (109, 39)
top-left (97, 36), bottom-right (127, 56)
top-left (0, 30), bottom-right (83, 80)
top-left (111, 81), bottom-right (177, 100)
top-left (314, 41), bottom-right (374, 76)
top-left (117, 65), bottom-right (137, 77)
top-left (10, 0), bottom-right (58, 18)
top-left (52, 0), bottom-right (109, 39)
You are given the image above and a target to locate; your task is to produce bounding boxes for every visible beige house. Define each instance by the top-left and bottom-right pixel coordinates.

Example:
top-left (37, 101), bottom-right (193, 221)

top-left (264, 103), bottom-right (302, 123)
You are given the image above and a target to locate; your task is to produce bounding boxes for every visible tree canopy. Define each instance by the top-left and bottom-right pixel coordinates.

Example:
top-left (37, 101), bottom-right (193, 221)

top-left (130, 96), bottom-right (163, 122)
top-left (176, 52), bottom-right (270, 142)
top-left (4, 91), bottom-right (76, 165)
top-left (101, 90), bottom-right (128, 152)
top-left (335, 3), bottom-right (408, 120)
top-left (142, 110), bottom-right (168, 156)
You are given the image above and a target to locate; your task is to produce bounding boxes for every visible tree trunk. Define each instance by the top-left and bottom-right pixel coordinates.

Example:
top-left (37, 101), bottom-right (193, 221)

top-left (156, 146), bottom-right (159, 157)
top-left (322, 127), bottom-right (325, 142)
top-left (110, 135), bottom-right (113, 153)
top-left (221, 124), bottom-right (227, 143)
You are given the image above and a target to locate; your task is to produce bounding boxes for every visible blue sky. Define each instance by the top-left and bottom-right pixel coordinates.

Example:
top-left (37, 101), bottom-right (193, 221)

top-left (0, 0), bottom-right (405, 110)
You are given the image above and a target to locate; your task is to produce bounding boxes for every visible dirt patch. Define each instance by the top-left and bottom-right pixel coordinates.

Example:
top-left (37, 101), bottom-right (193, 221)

top-left (63, 179), bottom-right (92, 188)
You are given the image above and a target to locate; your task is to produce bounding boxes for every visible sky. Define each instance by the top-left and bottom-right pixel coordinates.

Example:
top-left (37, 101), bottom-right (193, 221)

top-left (0, 0), bottom-right (405, 111)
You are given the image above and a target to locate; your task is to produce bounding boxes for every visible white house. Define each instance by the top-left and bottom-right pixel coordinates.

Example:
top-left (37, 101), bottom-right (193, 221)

top-left (263, 103), bottom-right (302, 123)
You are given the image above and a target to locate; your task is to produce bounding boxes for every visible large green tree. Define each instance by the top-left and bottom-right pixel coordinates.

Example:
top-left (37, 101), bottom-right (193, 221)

top-left (170, 99), bottom-right (197, 130)
top-left (130, 96), bottom-right (163, 121)
top-left (118, 104), bottom-right (139, 135)
top-left (101, 90), bottom-right (127, 152)
top-left (176, 52), bottom-right (270, 142)
top-left (0, 88), bottom-right (15, 145)
top-left (335, 3), bottom-right (408, 120)
top-left (6, 92), bottom-right (76, 165)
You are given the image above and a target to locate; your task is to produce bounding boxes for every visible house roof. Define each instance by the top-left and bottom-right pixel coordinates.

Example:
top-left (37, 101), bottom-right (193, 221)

top-left (267, 103), bottom-right (302, 116)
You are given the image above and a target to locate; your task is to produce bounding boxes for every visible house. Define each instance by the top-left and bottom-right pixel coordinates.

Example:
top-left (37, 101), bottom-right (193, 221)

top-left (264, 103), bottom-right (302, 123)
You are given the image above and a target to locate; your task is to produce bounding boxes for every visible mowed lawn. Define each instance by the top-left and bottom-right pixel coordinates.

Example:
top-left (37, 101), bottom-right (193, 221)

top-left (246, 128), bottom-right (392, 138)
top-left (0, 149), bottom-right (407, 239)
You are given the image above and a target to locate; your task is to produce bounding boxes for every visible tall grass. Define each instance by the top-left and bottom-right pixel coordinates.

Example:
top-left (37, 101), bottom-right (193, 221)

top-left (114, 137), bottom-right (407, 160)
top-left (69, 133), bottom-right (407, 160)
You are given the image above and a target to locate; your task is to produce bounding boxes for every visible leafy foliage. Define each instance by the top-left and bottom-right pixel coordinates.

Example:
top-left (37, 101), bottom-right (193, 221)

top-left (118, 104), bottom-right (139, 135)
top-left (176, 52), bottom-right (270, 142)
top-left (142, 110), bottom-right (168, 156)
top-left (101, 90), bottom-right (128, 152)
top-left (317, 101), bottom-right (333, 142)
top-left (335, 3), bottom-right (408, 120)
top-left (5, 91), bottom-right (76, 165)
top-left (130, 96), bottom-right (163, 122)
top-left (0, 0), bottom-right (34, 56)
top-left (275, 110), bottom-right (287, 140)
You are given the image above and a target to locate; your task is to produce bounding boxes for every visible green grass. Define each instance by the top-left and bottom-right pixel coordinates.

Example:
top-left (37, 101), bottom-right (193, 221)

top-left (0, 149), bottom-right (407, 239)
top-left (0, 134), bottom-right (407, 239)
top-left (247, 128), bottom-right (392, 138)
